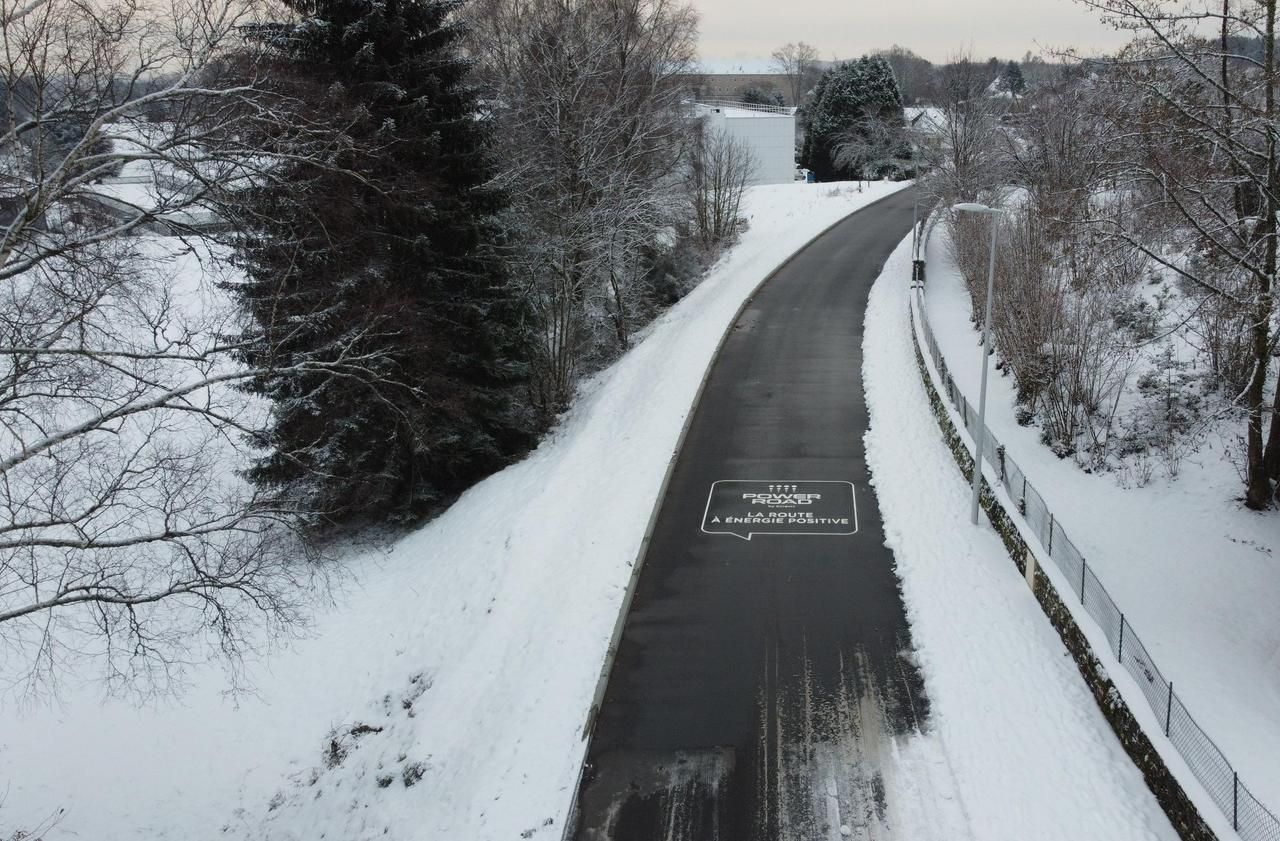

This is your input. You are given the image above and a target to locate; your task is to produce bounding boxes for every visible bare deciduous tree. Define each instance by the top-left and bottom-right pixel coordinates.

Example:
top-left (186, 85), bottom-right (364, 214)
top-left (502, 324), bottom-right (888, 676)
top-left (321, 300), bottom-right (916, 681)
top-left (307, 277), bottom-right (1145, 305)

top-left (832, 115), bottom-right (909, 181)
top-left (690, 124), bottom-right (752, 250)
top-left (1002, 74), bottom-right (1107, 228)
top-left (469, 0), bottom-right (697, 419)
top-left (0, 0), bottom-right (355, 698)
top-left (1073, 0), bottom-right (1280, 507)
top-left (950, 206), bottom-right (1139, 465)
top-left (920, 53), bottom-right (1008, 207)
top-left (770, 41), bottom-right (819, 106)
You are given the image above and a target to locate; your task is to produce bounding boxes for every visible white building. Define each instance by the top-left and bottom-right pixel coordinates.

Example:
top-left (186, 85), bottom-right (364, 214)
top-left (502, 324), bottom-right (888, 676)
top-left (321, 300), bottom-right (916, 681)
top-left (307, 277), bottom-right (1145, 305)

top-left (693, 101), bottom-right (797, 186)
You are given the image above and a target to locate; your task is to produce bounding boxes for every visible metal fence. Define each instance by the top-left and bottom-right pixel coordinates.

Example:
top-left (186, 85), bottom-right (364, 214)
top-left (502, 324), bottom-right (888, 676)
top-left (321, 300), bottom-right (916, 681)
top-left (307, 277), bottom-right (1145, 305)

top-left (910, 281), bottom-right (1280, 841)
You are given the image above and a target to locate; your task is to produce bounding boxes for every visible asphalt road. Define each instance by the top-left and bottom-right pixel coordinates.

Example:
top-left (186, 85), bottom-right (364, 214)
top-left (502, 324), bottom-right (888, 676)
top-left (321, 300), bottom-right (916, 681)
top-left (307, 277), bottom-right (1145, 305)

top-left (571, 188), bottom-right (926, 841)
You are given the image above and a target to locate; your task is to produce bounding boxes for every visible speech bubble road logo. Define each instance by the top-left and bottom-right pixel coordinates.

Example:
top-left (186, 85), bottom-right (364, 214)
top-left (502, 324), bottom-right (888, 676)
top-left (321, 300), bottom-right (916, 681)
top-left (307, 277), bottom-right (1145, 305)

top-left (701, 480), bottom-right (857, 540)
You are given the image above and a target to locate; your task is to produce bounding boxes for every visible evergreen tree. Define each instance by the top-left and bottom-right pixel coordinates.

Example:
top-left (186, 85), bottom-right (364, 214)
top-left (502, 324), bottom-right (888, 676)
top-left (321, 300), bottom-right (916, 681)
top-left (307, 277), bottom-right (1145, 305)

top-left (999, 59), bottom-right (1026, 95)
top-left (859, 54), bottom-right (907, 123)
top-left (740, 85), bottom-right (786, 108)
top-left (802, 61), bottom-right (862, 180)
top-left (985, 56), bottom-right (1002, 81)
top-left (228, 0), bottom-right (535, 527)
top-left (801, 56), bottom-right (905, 181)
top-left (799, 69), bottom-right (830, 172)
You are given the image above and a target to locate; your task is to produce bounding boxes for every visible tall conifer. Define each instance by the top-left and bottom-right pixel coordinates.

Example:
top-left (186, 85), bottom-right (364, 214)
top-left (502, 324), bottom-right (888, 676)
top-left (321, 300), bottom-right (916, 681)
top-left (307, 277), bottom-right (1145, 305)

top-left (229, 0), bottom-right (534, 526)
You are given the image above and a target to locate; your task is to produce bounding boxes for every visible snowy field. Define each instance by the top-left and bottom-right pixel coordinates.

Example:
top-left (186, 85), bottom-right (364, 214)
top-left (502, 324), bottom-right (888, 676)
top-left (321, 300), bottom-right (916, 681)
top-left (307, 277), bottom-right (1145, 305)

top-left (1, 181), bottom-right (909, 841)
top-left (922, 229), bottom-right (1280, 814)
top-left (864, 236), bottom-right (1178, 841)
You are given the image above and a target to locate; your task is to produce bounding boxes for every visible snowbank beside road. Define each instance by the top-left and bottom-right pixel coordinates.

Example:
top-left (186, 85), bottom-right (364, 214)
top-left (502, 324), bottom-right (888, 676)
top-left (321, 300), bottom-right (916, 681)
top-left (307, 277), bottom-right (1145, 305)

top-left (922, 229), bottom-right (1280, 811)
top-left (863, 235), bottom-right (1178, 841)
top-left (1, 181), bottom-right (908, 841)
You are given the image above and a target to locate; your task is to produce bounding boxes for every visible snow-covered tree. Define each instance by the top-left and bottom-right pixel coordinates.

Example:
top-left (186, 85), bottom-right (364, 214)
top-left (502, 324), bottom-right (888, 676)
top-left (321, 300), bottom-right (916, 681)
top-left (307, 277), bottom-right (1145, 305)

top-left (802, 56), bottom-right (906, 181)
top-left (1074, 0), bottom-right (1280, 508)
top-left (228, 0), bottom-right (535, 525)
top-left (469, 0), bottom-right (698, 419)
top-left (690, 126), bottom-right (753, 249)
top-left (0, 0), bottom-right (348, 698)
top-left (998, 60), bottom-right (1027, 95)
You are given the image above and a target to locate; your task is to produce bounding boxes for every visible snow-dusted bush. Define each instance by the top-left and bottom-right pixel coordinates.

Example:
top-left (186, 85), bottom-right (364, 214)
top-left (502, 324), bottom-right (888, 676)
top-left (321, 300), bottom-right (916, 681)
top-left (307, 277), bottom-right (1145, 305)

top-left (948, 199), bottom-right (1142, 468)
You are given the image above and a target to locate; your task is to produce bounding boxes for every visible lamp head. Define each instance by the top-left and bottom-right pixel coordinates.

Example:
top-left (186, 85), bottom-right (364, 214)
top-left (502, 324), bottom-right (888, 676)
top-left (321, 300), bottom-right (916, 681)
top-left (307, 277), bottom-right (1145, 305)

top-left (953, 202), bottom-right (997, 214)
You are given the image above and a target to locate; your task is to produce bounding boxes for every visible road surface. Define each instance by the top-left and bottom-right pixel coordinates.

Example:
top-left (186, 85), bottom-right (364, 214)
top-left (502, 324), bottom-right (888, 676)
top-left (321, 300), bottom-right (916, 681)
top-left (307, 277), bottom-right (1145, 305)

top-left (572, 188), bottom-right (933, 841)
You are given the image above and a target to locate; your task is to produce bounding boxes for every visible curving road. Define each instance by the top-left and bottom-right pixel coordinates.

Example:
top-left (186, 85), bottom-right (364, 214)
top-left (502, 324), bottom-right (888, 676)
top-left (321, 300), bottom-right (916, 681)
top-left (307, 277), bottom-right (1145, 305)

top-left (571, 188), bottom-right (938, 841)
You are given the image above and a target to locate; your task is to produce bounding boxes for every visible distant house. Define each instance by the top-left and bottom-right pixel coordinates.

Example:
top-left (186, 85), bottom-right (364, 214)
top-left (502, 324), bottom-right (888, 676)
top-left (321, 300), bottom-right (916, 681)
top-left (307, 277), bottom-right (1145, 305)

top-left (905, 107), bottom-right (946, 137)
top-left (904, 106), bottom-right (947, 165)
top-left (694, 101), bottom-right (797, 186)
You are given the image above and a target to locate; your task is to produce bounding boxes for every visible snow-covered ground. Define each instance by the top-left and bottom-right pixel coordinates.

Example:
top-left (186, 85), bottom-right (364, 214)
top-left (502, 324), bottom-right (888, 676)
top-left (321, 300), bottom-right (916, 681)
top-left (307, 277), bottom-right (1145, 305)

top-left (5, 182), bottom-right (1206, 841)
top-left (1, 181), bottom-right (909, 841)
top-left (864, 235), bottom-right (1178, 841)
top-left (922, 228), bottom-right (1280, 814)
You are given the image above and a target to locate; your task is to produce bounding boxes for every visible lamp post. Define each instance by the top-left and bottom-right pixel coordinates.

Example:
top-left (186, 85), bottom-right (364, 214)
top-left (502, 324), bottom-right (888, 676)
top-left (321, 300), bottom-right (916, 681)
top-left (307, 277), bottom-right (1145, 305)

top-left (953, 202), bottom-right (1002, 525)
top-left (912, 192), bottom-right (923, 249)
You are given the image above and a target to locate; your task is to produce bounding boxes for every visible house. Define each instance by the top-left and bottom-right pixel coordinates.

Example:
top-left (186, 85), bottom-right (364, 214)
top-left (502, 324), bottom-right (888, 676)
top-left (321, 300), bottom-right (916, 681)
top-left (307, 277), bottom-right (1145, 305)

top-left (905, 106), bottom-right (946, 137)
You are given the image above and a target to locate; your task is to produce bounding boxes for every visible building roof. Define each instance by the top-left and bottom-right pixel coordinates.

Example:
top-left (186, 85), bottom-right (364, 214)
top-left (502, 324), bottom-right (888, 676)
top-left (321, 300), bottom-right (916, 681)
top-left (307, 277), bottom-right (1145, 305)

top-left (905, 107), bottom-right (947, 134)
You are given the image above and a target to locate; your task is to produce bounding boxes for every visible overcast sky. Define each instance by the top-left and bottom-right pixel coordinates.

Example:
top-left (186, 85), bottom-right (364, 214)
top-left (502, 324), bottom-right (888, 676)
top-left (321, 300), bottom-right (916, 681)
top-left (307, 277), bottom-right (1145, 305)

top-left (696, 0), bottom-right (1132, 68)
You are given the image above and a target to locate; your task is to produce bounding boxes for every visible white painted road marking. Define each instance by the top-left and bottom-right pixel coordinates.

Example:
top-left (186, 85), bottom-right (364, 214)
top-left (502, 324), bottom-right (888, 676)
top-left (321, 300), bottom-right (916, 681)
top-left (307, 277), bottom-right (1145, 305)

top-left (701, 480), bottom-right (858, 540)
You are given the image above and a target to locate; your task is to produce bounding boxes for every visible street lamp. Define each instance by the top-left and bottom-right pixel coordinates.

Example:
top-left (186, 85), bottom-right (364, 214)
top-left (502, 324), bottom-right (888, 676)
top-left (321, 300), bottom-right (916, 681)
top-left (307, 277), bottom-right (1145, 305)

top-left (953, 202), bottom-right (1003, 525)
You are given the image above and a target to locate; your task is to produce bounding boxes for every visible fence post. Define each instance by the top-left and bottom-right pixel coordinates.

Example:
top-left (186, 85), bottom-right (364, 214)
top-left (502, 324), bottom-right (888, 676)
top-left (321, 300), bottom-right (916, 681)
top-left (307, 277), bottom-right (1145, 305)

top-left (1080, 559), bottom-right (1087, 606)
top-left (1019, 476), bottom-right (1027, 516)
top-left (1117, 614), bottom-right (1125, 660)
top-left (1165, 683), bottom-right (1174, 737)
top-left (997, 445), bottom-right (1006, 483)
top-left (1234, 772), bottom-right (1239, 830)
top-left (1048, 513), bottom-right (1055, 555)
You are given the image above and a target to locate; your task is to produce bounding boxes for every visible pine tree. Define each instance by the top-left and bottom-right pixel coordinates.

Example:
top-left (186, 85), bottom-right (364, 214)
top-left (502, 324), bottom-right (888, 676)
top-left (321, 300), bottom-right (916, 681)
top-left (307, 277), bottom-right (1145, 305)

top-left (859, 54), bottom-right (907, 122)
top-left (800, 69), bottom-right (831, 173)
top-left (802, 61), bottom-right (863, 180)
top-left (229, 0), bottom-right (535, 527)
top-left (801, 56), bottom-right (905, 181)
top-left (999, 60), bottom-right (1026, 95)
